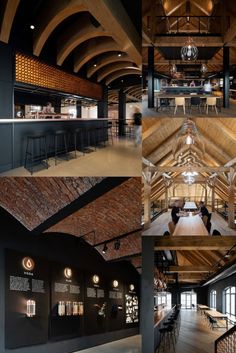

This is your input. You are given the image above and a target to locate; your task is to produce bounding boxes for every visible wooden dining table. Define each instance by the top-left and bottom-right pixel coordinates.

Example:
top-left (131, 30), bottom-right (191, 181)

top-left (173, 214), bottom-right (209, 236)
top-left (205, 310), bottom-right (228, 329)
top-left (197, 304), bottom-right (211, 314)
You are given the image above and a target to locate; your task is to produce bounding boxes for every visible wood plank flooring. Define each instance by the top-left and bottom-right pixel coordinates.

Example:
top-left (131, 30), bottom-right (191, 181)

top-left (175, 310), bottom-right (225, 353)
top-left (143, 211), bottom-right (236, 236)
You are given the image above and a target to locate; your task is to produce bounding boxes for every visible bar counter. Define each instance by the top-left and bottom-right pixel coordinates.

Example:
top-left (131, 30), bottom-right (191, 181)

top-left (0, 118), bottom-right (108, 172)
top-left (154, 306), bottom-right (174, 350)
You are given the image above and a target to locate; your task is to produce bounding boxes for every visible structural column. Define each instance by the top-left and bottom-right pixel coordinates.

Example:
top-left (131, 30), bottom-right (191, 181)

top-left (148, 46), bottom-right (154, 109)
top-left (76, 100), bottom-right (82, 118)
top-left (211, 186), bottom-right (215, 212)
top-left (54, 97), bottom-right (61, 114)
top-left (118, 87), bottom-right (126, 136)
top-left (141, 236), bottom-right (154, 353)
top-left (144, 183), bottom-right (152, 230)
top-left (165, 187), bottom-right (168, 211)
top-left (0, 42), bottom-right (14, 118)
top-left (97, 85), bottom-right (108, 119)
top-left (228, 167), bottom-right (235, 229)
top-left (205, 184), bottom-right (208, 206)
top-left (223, 46), bottom-right (230, 108)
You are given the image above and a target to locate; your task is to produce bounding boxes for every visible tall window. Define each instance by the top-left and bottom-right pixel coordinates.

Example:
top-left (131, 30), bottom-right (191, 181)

top-left (181, 291), bottom-right (197, 309)
top-left (210, 290), bottom-right (217, 309)
top-left (154, 292), bottom-right (172, 307)
top-left (224, 286), bottom-right (236, 317)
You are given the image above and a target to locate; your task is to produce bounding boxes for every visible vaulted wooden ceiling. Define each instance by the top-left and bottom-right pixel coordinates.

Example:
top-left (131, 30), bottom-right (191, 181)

top-left (0, 0), bottom-right (142, 86)
top-left (142, 0), bottom-right (236, 77)
top-left (0, 177), bottom-right (142, 271)
top-left (143, 118), bottom-right (236, 202)
top-left (155, 236), bottom-right (236, 284)
top-left (108, 85), bottom-right (142, 104)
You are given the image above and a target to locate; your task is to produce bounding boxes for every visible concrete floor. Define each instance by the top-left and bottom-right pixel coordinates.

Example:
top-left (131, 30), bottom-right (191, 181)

top-left (74, 335), bottom-right (141, 353)
top-left (0, 138), bottom-right (141, 177)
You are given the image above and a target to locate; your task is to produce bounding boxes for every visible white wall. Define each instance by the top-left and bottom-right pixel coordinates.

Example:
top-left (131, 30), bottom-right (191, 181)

top-left (81, 106), bottom-right (98, 119)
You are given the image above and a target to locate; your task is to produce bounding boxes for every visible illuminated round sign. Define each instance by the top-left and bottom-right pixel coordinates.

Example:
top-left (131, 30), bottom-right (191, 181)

top-left (64, 267), bottom-right (72, 279)
top-left (113, 280), bottom-right (119, 288)
top-left (93, 275), bottom-right (99, 284)
top-left (22, 257), bottom-right (35, 271)
top-left (130, 284), bottom-right (135, 291)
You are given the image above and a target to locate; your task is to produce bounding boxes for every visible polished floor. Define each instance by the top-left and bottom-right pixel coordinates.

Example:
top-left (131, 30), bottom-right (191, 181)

top-left (143, 210), bottom-right (236, 235)
top-left (142, 95), bottom-right (236, 118)
top-left (74, 335), bottom-right (141, 353)
top-left (175, 310), bottom-right (225, 353)
top-left (0, 138), bottom-right (141, 177)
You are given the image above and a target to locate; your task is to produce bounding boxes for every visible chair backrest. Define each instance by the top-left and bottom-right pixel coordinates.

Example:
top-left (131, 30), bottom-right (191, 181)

top-left (175, 97), bottom-right (185, 106)
top-left (202, 215), bottom-right (208, 226)
top-left (168, 221), bottom-right (175, 235)
top-left (207, 221), bottom-right (212, 233)
top-left (163, 231), bottom-right (170, 236)
top-left (190, 96), bottom-right (200, 105)
top-left (212, 229), bottom-right (222, 235)
top-left (206, 97), bottom-right (216, 105)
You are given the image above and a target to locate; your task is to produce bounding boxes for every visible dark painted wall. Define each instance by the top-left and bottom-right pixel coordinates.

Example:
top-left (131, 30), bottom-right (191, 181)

top-left (0, 208), bottom-right (139, 353)
top-left (168, 283), bottom-right (208, 306)
top-left (0, 42), bottom-right (14, 118)
top-left (207, 272), bottom-right (236, 313)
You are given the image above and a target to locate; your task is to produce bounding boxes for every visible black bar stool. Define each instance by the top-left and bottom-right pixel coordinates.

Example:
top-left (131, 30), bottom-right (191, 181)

top-left (24, 134), bottom-right (49, 175)
top-left (52, 130), bottom-right (69, 165)
top-left (72, 128), bottom-right (85, 158)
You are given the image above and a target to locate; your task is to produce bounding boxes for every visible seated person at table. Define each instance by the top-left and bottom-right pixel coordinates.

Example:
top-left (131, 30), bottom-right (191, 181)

top-left (199, 201), bottom-right (210, 218)
top-left (42, 102), bottom-right (54, 118)
top-left (171, 201), bottom-right (181, 225)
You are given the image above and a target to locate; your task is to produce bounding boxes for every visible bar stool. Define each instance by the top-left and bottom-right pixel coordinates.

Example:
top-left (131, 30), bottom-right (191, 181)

top-left (72, 128), bottom-right (85, 158)
top-left (24, 133), bottom-right (49, 175)
top-left (158, 325), bottom-right (176, 353)
top-left (52, 130), bottom-right (69, 165)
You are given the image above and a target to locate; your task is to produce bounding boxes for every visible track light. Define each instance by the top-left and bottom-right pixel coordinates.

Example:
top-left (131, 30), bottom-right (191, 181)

top-left (114, 239), bottom-right (120, 250)
top-left (102, 243), bottom-right (108, 254)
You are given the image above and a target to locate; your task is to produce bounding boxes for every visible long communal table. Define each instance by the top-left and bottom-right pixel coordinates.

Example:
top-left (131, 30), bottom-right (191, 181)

top-left (173, 214), bottom-right (209, 236)
top-left (156, 94), bottom-right (222, 111)
top-left (197, 304), bottom-right (211, 315)
top-left (205, 310), bottom-right (228, 330)
top-left (183, 202), bottom-right (197, 210)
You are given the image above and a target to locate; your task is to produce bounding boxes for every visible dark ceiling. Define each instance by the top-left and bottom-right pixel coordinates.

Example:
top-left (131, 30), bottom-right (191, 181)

top-left (158, 46), bottom-right (221, 61)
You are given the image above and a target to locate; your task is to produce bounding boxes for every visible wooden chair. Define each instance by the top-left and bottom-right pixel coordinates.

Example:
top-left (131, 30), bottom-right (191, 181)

top-left (206, 97), bottom-right (218, 115)
top-left (168, 221), bottom-right (176, 235)
top-left (174, 97), bottom-right (186, 115)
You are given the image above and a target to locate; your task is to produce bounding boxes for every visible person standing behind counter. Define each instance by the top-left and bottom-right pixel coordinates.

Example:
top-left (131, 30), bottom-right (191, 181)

top-left (42, 102), bottom-right (54, 118)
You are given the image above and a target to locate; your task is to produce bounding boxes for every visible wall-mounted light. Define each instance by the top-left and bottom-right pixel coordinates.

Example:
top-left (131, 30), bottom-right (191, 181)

top-left (78, 302), bottom-right (84, 316)
top-left (117, 53), bottom-right (122, 57)
top-left (113, 280), bottom-right (119, 288)
top-left (58, 301), bottom-right (65, 316)
top-left (26, 300), bottom-right (36, 317)
top-left (93, 274), bottom-right (100, 284)
top-left (64, 267), bottom-right (72, 279)
top-left (65, 301), bottom-right (72, 316)
top-left (102, 243), bottom-right (108, 254)
top-left (22, 257), bottom-right (35, 271)
top-left (130, 284), bottom-right (135, 291)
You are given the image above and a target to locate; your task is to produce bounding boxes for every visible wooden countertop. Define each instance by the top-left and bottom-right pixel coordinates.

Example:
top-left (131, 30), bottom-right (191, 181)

top-left (154, 306), bottom-right (173, 327)
top-left (0, 118), bottom-right (108, 123)
top-left (173, 214), bottom-right (209, 236)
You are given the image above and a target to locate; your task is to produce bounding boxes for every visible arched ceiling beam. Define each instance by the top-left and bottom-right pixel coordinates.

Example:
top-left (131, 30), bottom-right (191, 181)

top-left (33, 0), bottom-right (87, 56)
top-left (105, 68), bottom-right (141, 86)
top-left (57, 14), bottom-right (110, 66)
top-left (84, 0), bottom-right (141, 67)
top-left (0, 0), bottom-right (20, 43)
top-left (87, 52), bottom-right (131, 78)
top-left (74, 37), bottom-right (119, 73)
top-left (97, 62), bottom-right (137, 82)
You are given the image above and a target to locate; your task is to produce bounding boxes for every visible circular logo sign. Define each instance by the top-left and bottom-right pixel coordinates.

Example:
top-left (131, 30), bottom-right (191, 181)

top-left (130, 284), bottom-right (135, 291)
top-left (22, 257), bottom-right (35, 271)
top-left (93, 274), bottom-right (99, 284)
top-left (113, 280), bottom-right (119, 288)
top-left (64, 267), bottom-right (72, 279)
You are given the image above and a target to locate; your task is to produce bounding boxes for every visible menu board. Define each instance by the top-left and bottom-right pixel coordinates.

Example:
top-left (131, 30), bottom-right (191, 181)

top-left (125, 284), bottom-right (139, 325)
top-left (5, 249), bottom-right (49, 348)
top-left (50, 263), bottom-right (84, 339)
top-left (84, 273), bottom-right (107, 335)
top-left (107, 279), bottom-right (124, 332)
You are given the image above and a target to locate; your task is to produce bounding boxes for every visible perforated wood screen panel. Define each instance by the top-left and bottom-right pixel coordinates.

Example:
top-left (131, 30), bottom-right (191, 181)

top-left (15, 52), bottom-right (103, 100)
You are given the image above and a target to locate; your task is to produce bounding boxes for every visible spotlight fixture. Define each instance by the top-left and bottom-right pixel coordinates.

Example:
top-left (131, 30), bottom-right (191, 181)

top-left (225, 252), bottom-right (231, 258)
top-left (93, 63), bottom-right (97, 67)
top-left (102, 243), bottom-right (108, 254)
top-left (114, 239), bottom-right (120, 250)
top-left (30, 25), bottom-right (35, 30)
top-left (117, 53), bottom-right (122, 57)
